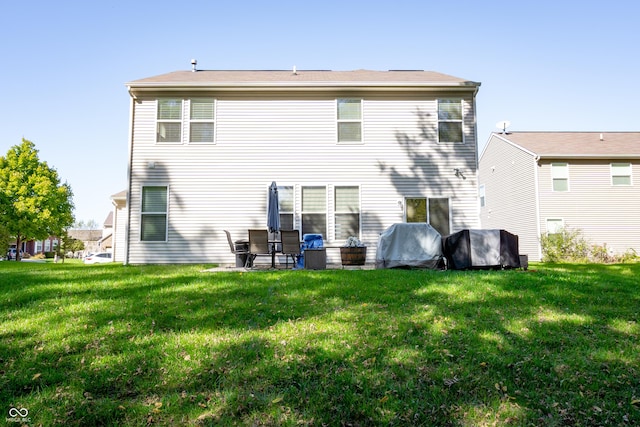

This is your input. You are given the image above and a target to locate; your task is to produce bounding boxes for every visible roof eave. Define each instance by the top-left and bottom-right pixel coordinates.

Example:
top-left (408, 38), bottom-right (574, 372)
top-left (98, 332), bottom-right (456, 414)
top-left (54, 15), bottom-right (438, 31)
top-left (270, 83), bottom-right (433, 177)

top-left (537, 154), bottom-right (640, 160)
top-left (126, 81), bottom-right (480, 95)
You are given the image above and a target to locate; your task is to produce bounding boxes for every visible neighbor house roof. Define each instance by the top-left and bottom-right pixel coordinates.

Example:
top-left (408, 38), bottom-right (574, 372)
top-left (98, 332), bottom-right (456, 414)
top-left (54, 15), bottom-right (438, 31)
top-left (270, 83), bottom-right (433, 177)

top-left (68, 229), bottom-right (103, 242)
top-left (491, 132), bottom-right (640, 159)
top-left (126, 69), bottom-right (480, 94)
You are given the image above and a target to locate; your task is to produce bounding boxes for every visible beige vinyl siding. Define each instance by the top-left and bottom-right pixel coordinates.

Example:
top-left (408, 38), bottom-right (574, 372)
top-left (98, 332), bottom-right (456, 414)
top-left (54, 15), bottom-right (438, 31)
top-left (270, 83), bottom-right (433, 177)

top-left (126, 92), bottom-right (479, 264)
top-left (479, 135), bottom-right (540, 260)
top-left (537, 159), bottom-right (640, 256)
top-left (113, 204), bottom-right (127, 262)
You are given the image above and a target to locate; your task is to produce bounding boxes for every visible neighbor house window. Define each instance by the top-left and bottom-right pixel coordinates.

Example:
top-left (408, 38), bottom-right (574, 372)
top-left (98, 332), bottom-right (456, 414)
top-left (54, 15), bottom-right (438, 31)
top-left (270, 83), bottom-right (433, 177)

top-left (438, 99), bottom-right (463, 143)
top-left (479, 184), bottom-right (486, 207)
top-left (301, 186), bottom-right (326, 237)
top-left (551, 163), bottom-right (569, 192)
top-left (611, 163), bottom-right (632, 186)
top-left (406, 197), bottom-right (450, 236)
top-left (334, 186), bottom-right (360, 240)
top-left (189, 98), bottom-right (215, 143)
top-left (278, 186), bottom-right (294, 230)
top-left (546, 218), bottom-right (564, 235)
top-left (157, 99), bottom-right (182, 143)
top-left (141, 186), bottom-right (168, 241)
top-left (337, 99), bottom-right (362, 143)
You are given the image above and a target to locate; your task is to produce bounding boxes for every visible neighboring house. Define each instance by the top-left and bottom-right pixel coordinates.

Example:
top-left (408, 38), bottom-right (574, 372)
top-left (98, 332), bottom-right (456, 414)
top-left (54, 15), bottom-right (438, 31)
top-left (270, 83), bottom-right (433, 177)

top-left (67, 229), bottom-right (103, 256)
top-left (479, 131), bottom-right (640, 261)
top-left (123, 68), bottom-right (481, 265)
top-left (14, 237), bottom-right (59, 257)
top-left (97, 211), bottom-right (114, 253)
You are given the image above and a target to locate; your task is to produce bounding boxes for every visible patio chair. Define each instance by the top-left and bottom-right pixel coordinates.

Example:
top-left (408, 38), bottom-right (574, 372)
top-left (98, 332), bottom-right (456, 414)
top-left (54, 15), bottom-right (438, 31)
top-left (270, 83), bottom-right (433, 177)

top-left (224, 230), bottom-right (249, 266)
top-left (280, 229), bottom-right (301, 269)
top-left (247, 229), bottom-right (271, 268)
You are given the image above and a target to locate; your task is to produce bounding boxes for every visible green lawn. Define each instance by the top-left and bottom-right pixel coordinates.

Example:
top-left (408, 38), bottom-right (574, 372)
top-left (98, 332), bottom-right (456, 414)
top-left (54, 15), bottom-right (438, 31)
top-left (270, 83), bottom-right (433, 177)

top-left (1, 261), bottom-right (639, 426)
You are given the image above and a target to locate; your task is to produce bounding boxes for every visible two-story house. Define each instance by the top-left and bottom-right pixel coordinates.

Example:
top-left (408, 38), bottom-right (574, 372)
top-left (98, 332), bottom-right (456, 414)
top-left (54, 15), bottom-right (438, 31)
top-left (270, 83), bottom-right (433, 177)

top-left (122, 67), bottom-right (481, 265)
top-left (479, 132), bottom-right (640, 261)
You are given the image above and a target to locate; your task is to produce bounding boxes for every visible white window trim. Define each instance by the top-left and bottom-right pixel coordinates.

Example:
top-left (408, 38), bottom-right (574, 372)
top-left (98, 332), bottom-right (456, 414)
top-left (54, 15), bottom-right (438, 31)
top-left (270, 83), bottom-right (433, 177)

top-left (437, 98), bottom-right (464, 144)
top-left (545, 218), bottom-right (564, 234)
top-left (140, 184), bottom-right (170, 243)
top-left (336, 98), bottom-right (364, 145)
top-left (551, 163), bottom-right (570, 192)
top-left (301, 184), bottom-right (328, 239)
top-left (275, 184), bottom-right (295, 230)
top-left (610, 162), bottom-right (632, 186)
top-left (404, 196), bottom-right (452, 235)
top-left (156, 99), bottom-right (184, 144)
top-left (333, 184), bottom-right (362, 242)
top-left (188, 98), bottom-right (216, 145)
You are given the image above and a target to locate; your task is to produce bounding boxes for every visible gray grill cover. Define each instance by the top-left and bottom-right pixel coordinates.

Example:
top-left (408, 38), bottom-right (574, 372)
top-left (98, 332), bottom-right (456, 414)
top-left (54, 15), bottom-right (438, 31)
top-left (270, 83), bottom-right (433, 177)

top-left (375, 223), bottom-right (443, 269)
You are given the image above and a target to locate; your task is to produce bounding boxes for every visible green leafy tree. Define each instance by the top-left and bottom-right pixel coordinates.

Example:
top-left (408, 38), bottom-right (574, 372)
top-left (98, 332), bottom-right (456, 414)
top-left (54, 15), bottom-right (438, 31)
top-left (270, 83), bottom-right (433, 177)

top-left (0, 139), bottom-right (75, 260)
top-left (61, 232), bottom-right (85, 258)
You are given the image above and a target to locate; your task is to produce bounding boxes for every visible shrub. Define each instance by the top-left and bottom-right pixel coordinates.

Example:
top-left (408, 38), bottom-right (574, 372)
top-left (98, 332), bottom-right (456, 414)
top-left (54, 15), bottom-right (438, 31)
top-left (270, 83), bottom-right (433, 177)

top-left (540, 227), bottom-right (590, 262)
top-left (541, 227), bottom-right (639, 264)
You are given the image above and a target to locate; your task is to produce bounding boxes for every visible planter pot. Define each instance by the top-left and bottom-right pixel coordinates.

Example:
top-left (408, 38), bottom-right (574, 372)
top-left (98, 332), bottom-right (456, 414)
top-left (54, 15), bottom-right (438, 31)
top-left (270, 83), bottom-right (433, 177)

top-left (340, 246), bottom-right (367, 266)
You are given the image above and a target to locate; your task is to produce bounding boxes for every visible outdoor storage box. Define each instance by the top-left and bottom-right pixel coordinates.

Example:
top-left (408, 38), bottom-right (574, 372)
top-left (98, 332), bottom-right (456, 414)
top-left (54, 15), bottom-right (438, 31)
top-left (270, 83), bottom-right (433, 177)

top-left (304, 248), bottom-right (326, 270)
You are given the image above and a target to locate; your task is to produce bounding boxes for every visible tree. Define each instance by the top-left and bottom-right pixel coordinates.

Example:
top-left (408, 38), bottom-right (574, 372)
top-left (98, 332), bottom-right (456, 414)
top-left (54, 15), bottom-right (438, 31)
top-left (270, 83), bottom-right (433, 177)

top-left (61, 231), bottom-right (85, 259)
top-left (0, 139), bottom-right (75, 260)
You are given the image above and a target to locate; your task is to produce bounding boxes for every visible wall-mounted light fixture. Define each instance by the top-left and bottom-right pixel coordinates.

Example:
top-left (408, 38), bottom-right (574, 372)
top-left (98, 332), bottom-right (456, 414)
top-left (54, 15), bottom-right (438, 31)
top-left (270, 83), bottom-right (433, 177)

top-left (397, 200), bottom-right (404, 211)
top-left (453, 168), bottom-right (466, 179)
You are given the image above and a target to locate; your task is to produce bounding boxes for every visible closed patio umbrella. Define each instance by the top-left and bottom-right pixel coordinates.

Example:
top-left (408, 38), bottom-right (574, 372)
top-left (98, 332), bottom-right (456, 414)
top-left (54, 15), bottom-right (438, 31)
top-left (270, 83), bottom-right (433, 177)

top-left (267, 181), bottom-right (280, 233)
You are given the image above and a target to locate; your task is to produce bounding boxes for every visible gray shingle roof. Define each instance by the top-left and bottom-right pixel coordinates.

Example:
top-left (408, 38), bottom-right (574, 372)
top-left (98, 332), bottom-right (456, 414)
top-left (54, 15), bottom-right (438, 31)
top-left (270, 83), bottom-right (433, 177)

top-left (127, 69), bottom-right (480, 90)
top-left (494, 132), bottom-right (640, 158)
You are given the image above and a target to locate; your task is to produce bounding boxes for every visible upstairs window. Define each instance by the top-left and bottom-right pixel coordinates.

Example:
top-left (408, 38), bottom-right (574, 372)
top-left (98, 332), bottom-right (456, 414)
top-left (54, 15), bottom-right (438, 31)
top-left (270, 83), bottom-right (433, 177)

top-left (334, 186), bottom-right (360, 240)
top-left (337, 99), bottom-right (362, 143)
top-left (141, 186), bottom-right (168, 241)
top-left (301, 186), bottom-right (326, 237)
top-left (551, 163), bottom-right (569, 192)
top-left (611, 163), bottom-right (632, 186)
top-left (438, 99), bottom-right (463, 143)
top-left (189, 98), bottom-right (215, 143)
top-left (157, 99), bottom-right (182, 143)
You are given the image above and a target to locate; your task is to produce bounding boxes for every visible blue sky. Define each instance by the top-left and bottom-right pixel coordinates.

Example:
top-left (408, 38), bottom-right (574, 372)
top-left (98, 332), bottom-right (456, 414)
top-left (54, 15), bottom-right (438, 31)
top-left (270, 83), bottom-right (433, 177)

top-left (1, 0), bottom-right (638, 224)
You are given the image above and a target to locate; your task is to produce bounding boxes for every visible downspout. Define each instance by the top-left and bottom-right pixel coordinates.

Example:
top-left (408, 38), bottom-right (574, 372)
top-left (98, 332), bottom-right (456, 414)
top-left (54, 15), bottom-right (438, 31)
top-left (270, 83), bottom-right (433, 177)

top-left (124, 87), bottom-right (136, 265)
top-left (533, 154), bottom-right (542, 260)
top-left (472, 85), bottom-right (481, 228)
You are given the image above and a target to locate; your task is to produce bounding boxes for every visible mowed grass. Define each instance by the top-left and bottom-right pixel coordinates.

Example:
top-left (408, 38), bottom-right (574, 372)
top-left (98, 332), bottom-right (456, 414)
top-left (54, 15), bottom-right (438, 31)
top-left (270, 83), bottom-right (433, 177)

top-left (1, 261), bottom-right (639, 426)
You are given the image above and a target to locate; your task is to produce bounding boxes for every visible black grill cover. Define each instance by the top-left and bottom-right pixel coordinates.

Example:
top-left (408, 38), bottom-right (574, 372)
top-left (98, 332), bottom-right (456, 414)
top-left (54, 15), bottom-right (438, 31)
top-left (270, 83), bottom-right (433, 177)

top-left (443, 229), bottom-right (520, 270)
